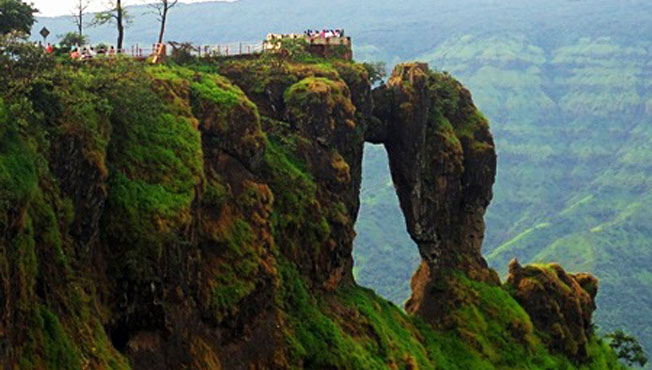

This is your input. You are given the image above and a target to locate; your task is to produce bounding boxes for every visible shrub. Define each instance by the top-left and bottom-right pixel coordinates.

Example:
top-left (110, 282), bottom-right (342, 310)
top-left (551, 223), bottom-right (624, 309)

top-left (606, 330), bottom-right (648, 367)
top-left (362, 61), bottom-right (387, 86)
top-left (57, 32), bottom-right (88, 50)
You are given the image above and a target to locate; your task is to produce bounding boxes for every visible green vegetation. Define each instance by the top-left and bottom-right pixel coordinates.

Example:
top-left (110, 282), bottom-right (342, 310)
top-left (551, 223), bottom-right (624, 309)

top-left (0, 0), bottom-right (36, 35)
top-left (284, 76), bottom-right (355, 128)
top-left (58, 32), bottom-right (88, 50)
top-left (0, 45), bottom-right (129, 368)
top-left (607, 330), bottom-right (648, 368)
top-left (361, 62), bottom-right (387, 86)
top-left (18, 306), bottom-right (82, 370)
top-left (0, 35), bottom-right (625, 368)
top-left (102, 62), bottom-right (203, 282)
top-left (53, 0), bottom-right (650, 361)
top-left (278, 262), bottom-right (623, 369)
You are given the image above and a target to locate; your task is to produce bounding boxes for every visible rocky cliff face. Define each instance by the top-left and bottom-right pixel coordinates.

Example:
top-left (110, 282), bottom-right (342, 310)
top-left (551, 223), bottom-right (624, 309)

top-left (507, 259), bottom-right (599, 361)
top-left (369, 63), bottom-right (499, 325)
top-left (0, 52), bottom-right (621, 369)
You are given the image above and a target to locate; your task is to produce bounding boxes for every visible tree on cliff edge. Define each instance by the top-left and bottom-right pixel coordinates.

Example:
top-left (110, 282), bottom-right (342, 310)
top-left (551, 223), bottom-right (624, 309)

top-left (93, 0), bottom-right (128, 50)
top-left (150, 0), bottom-right (178, 45)
top-left (607, 330), bottom-right (648, 367)
top-left (71, 0), bottom-right (90, 37)
top-left (0, 0), bottom-right (37, 35)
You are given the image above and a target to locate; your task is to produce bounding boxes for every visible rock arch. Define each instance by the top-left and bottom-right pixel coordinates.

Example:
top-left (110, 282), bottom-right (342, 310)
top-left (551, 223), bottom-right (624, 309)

top-left (365, 63), bottom-right (499, 323)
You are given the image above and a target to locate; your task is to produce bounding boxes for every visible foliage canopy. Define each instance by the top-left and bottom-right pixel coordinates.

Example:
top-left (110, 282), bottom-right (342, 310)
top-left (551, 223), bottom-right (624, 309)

top-left (0, 0), bottom-right (36, 35)
top-left (606, 330), bottom-right (647, 367)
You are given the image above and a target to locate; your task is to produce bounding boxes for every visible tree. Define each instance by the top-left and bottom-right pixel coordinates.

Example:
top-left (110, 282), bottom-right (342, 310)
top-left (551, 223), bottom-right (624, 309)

top-left (71, 0), bottom-right (90, 37)
top-left (58, 31), bottom-right (87, 50)
top-left (0, 0), bottom-right (37, 35)
top-left (150, 0), bottom-right (178, 45)
top-left (0, 32), bottom-right (54, 100)
top-left (93, 0), bottom-right (128, 50)
top-left (168, 41), bottom-right (194, 64)
top-left (362, 61), bottom-right (387, 86)
top-left (606, 330), bottom-right (648, 367)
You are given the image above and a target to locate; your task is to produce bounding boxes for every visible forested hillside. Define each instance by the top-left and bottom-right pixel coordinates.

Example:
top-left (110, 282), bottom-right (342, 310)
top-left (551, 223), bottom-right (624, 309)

top-left (34, 0), bottom-right (652, 359)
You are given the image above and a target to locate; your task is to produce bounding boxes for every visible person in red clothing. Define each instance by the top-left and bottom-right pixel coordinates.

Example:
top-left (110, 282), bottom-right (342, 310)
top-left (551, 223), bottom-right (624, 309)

top-left (70, 46), bottom-right (80, 60)
top-left (46, 43), bottom-right (53, 54)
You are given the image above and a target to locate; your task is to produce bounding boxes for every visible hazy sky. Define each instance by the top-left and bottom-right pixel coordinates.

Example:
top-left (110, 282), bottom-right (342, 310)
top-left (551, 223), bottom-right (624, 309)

top-left (31, 0), bottom-right (223, 17)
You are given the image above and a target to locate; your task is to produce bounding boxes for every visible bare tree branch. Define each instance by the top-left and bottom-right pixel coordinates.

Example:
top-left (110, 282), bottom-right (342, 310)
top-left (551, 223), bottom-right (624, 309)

top-left (148, 0), bottom-right (179, 44)
top-left (70, 0), bottom-right (90, 36)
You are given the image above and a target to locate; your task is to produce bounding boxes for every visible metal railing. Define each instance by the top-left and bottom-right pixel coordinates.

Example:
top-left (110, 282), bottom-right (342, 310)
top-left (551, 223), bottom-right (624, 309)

top-left (75, 42), bottom-right (264, 59)
top-left (188, 42), bottom-right (264, 57)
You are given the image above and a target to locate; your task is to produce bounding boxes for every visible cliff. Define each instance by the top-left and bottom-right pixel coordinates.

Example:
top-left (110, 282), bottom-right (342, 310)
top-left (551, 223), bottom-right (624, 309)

top-left (0, 46), bottom-right (621, 369)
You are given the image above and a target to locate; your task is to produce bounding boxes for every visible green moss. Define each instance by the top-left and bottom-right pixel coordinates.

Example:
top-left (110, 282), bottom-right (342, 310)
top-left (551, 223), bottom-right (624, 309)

top-left (192, 73), bottom-right (253, 110)
top-left (29, 190), bottom-right (68, 269)
top-left (429, 108), bottom-right (463, 149)
top-left (279, 261), bottom-right (384, 369)
top-left (284, 77), bottom-right (354, 121)
top-left (0, 104), bottom-right (38, 222)
top-left (208, 218), bottom-right (261, 322)
top-left (450, 273), bottom-right (543, 366)
top-left (262, 138), bottom-right (333, 256)
top-left (331, 61), bottom-right (369, 88)
top-left (425, 70), bottom-right (492, 152)
top-left (102, 66), bottom-right (203, 281)
top-left (0, 57), bottom-right (626, 370)
top-left (49, 68), bottom-right (113, 176)
top-left (18, 306), bottom-right (81, 370)
top-left (277, 260), bottom-right (622, 370)
top-left (202, 181), bottom-right (229, 209)
top-left (39, 307), bottom-right (82, 369)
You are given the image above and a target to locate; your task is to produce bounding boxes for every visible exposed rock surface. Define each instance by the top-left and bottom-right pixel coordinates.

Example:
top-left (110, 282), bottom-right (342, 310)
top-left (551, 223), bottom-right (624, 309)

top-left (0, 56), bottom-right (620, 369)
top-left (370, 63), bottom-right (499, 324)
top-left (507, 259), bottom-right (598, 361)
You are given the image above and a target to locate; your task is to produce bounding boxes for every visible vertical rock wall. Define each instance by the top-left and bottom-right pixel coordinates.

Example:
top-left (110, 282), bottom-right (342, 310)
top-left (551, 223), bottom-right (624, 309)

top-left (369, 63), bottom-right (499, 324)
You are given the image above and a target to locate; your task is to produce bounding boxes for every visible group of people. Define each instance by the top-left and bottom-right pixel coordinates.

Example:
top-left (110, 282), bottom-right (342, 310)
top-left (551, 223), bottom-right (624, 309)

top-left (36, 41), bottom-right (54, 54)
top-left (304, 29), bottom-right (345, 39)
top-left (69, 45), bottom-right (116, 60)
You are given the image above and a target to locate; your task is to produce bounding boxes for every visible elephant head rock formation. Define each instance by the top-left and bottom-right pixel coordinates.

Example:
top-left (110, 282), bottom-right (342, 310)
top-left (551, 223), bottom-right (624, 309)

top-left (0, 58), bottom-right (605, 368)
top-left (368, 63), bottom-right (500, 324)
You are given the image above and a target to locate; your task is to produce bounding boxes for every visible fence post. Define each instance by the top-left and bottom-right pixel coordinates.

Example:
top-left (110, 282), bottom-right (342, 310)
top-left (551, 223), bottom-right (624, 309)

top-left (226, 45), bottom-right (229, 56)
top-left (239, 42), bottom-right (242, 55)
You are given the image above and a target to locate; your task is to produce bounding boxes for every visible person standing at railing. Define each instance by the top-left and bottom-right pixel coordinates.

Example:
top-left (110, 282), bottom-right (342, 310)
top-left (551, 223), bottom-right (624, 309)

top-left (70, 47), bottom-right (80, 60)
